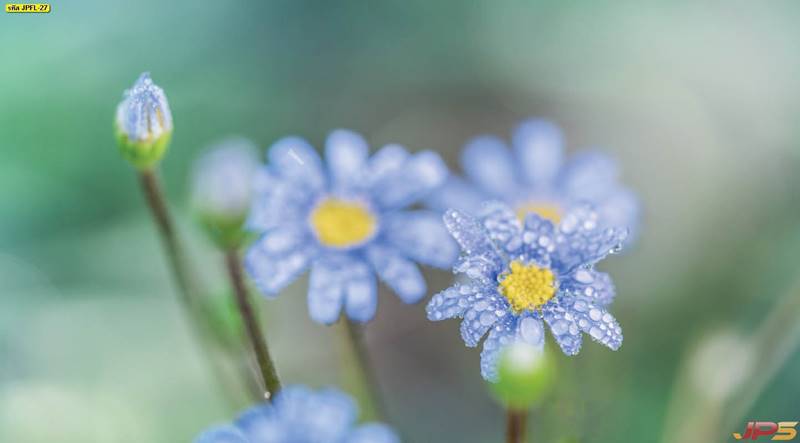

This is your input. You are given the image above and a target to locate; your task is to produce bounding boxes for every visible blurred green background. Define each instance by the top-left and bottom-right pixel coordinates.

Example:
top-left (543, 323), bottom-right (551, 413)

top-left (2, 1), bottom-right (800, 442)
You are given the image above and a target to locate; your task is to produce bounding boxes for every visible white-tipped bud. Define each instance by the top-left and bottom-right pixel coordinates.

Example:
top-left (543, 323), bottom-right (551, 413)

top-left (191, 137), bottom-right (260, 248)
top-left (115, 72), bottom-right (173, 169)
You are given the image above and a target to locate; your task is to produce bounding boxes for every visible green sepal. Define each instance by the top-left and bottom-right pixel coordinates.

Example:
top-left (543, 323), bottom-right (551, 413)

top-left (116, 127), bottom-right (172, 170)
top-left (488, 343), bottom-right (556, 410)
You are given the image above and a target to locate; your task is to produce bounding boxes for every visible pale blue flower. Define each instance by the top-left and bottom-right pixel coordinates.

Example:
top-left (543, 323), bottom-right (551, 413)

top-left (426, 202), bottom-right (626, 381)
top-left (246, 130), bottom-right (458, 324)
top-left (426, 118), bottom-right (640, 243)
top-left (115, 72), bottom-right (173, 143)
top-left (195, 385), bottom-right (399, 443)
top-left (191, 137), bottom-right (260, 222)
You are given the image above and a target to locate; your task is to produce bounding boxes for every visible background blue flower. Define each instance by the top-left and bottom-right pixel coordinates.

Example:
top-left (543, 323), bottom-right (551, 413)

top-left (195, 385), bottom-right (399, 443)
top-left (426, 118), bottom-right (640, 243)
top-left (246, 130), bottom-right (458, 324)
top-left (427, 202), bottom-right (627, 381)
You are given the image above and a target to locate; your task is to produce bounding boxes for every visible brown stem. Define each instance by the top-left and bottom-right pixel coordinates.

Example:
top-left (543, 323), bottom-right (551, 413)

top-left (506, 409), bottom-right (527, 443)
top-left (137, 168), bottom-right (241, 406)
top-left (224, 249), bottom-right (282, 400)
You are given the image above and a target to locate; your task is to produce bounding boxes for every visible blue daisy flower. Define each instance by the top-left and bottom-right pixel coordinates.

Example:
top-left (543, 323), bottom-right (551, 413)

top-left (195, 385), bottom-right (399, 443)
top-left (426, 202), bottom-right (627, 381)
top-left (426, 118), bottom-right (640, 243)
top-left (245, 130), bottom-right (458, 324)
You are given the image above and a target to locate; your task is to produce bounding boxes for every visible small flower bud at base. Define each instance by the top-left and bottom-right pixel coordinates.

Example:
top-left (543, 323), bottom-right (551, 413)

top-left (488, 342), bottom-right (555, 410)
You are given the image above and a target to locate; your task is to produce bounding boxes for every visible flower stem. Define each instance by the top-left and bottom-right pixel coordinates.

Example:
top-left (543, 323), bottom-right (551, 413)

top-left (506, 409), bottom-right (527, 443)
top-left (224, 248), bottom-right (282, 400)
top-left (137, 168), bottom-right (239, 404)
top-left (338, 318), bottom-right (386, 421)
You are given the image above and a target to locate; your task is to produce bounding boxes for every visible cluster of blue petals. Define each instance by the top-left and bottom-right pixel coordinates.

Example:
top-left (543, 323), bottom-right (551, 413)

top-left (426, 118), bottom-right (639, 242)
top-left (196, 385), bottom-right (398, 443)
top-left (427, 202), bottom-right (627, 381)
top-left (245, 130), bottom-right (458, 324)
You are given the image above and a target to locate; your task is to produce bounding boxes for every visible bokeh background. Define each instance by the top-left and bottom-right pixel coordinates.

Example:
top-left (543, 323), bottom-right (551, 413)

top-left (2, 1), bottom-right (800, 442)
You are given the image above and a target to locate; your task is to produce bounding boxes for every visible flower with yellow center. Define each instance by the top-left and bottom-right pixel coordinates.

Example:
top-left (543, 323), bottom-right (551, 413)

top-left (310, 198), bottom-right (377, 248)
top-left (516, 202), bottom-right (562, 224)
top-left (498, 261), bottom-right (556, 313)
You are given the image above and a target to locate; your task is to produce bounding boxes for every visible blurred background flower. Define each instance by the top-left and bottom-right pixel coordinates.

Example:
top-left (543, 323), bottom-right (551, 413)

top-left (2, 1), bottom-right (800, 442)
top-left (195, 385), bottom-right (398, 443)
top-left (426, 118), bottom-right (640, 242)
top-left (245, 131), bottom-right (456, 324)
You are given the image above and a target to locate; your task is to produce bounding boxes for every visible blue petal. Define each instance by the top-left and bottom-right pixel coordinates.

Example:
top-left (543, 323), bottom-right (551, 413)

top-left (384, 210), bottom-right (459, 268)
top-left (194, 425), bottom-right (250, 443)
top-left (553, 206), bottom-right (628, 271)
top-left (426, 283), bottom-right (487, 321)
top-left (362, 144), bottom-right (409, 187)
top-left (245, 233), bottom-right (315, 297)
top-left (307, 257), bottom-right (347, 324)
top-left (563, 269), bottom-right (616, 307)
top-left (461, 135), bottom-right (517, 197)
top-left (267, 136), bottom-right (326, 190)
top-left (479, 202), bottom-right (523, 255)
top-left (285, 387), bottom-right (357, 441)
top-left (343, 261), bottom-right (378, 323)
top-left (366, 244), bottom-right (426, 304)
top-left (479, 315), bottom-right (517, 381)
top-left (519, 213), bottom-right (557, 267)
top-left (561, 151), bottom-right (619, 201)
top-left (372, 150), bottom-right (448, 209)
top-left (596, 187), bottom-right (640, 242)
top-left (512, 118), bottom-right (564, 187)
top-left (346, 424), bottom-right (400, 443)
top-left (516, 314), bottom-right (546, 348)
top-left (562, 296), bottom-right (623, 350)
top-left (247, 168), bottom-right (314, 232)
top-left (453, 253), bottom-right (503, 284)
top-left (308, 255), bottom-right (376, 324)
top-left (460, 290), bottom-right (508, 347)
top-left (442, 209), bottom-right (501, 259)
top-left (325, 129), bottom-right (369, 190)
top-left (542, 299), bottom-right (583, 356)
top-left (423, 175), bottom-right (487, 214)
top-left (236, 404), bottom-right (283, 442)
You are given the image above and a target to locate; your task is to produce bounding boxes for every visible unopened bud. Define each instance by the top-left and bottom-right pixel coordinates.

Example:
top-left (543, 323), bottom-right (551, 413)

top-left (115, 72), bottom-right (173, 169)
top-left (488, 342), bottom-right (555, 409)
top-left (191, 137), bottom-right (259, 248)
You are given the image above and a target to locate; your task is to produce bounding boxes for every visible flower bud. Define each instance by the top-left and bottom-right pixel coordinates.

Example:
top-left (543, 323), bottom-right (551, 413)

top-left (114, 72), bottom-right (173, 169)
top-left (191, 137), bottom-right (259, 248)
top-left (488, 341), bottom-right (555, 410)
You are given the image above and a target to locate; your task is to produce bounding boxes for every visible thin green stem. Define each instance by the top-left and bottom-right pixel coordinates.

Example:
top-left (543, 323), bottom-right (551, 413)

top-left (338, 318), bottom-right (386, 421)
top-left (224, 248), bottom-right (282, 400)
top-left (137, 168), bottom-right (240, 405)
top-left (506, 409), bottom-right (527, 443)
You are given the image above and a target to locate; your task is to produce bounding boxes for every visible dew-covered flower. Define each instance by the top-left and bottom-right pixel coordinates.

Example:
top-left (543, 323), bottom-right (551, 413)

top-left (426, 202), bottom-right (626, 381)
top-left (191, 137), bottom-right (260, 248)
top-left (114, 72), bottom-right (173, 169)
top-left (245, 130), bottom-right (458, 324)
top-left (195, 385), bottom-right (399, 443)
top-left (426, 118), bottom-right (639, 242)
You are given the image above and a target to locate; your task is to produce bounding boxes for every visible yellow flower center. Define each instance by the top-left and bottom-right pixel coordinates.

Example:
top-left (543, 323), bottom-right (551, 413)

top-left (498, 261), bottom-right (556, 313)
top-left (310, 198), bottom-right (377, 248)
top-left (516, 202), bottom-right (562, 224)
